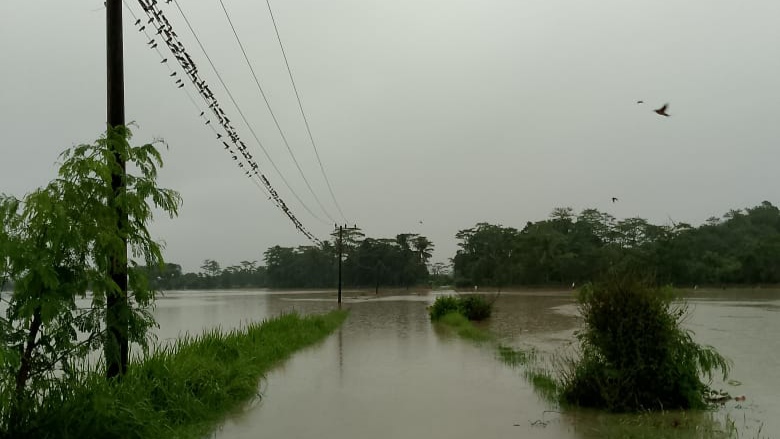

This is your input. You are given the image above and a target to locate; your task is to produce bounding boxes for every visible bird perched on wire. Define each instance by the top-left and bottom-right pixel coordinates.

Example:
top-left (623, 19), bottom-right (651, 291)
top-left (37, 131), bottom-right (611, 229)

top-left (654, 103), bottom-right (670, 117)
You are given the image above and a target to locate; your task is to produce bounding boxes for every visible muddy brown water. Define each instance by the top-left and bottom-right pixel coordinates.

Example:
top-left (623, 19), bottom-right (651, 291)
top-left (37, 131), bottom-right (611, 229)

top-left (148, 288), bottom-right (778, 438)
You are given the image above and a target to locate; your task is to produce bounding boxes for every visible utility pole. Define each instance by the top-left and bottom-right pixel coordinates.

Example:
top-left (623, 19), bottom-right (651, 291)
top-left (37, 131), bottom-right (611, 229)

top-left (336, 223), bottom-right (359, 304)
top-left (338, 225), bottom-right (342, 304)
top-left (106, 0), bottom-right (128, 378)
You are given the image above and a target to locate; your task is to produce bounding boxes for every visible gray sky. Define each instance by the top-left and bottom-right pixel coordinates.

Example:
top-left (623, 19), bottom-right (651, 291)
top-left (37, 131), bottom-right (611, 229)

top-left (2, 0), bottom-right (780, 273)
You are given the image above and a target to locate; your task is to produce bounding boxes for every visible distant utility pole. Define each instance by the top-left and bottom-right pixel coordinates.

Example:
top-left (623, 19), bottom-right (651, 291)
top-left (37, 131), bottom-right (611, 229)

top-left (336, 224), bottom-right (359, 304)
top-left (106, 0), bottom-right (128, 378)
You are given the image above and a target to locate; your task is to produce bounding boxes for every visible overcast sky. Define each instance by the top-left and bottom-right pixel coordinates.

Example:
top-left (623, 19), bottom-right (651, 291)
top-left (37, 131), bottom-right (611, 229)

top-left (2, 0), bottom-right (780, 273)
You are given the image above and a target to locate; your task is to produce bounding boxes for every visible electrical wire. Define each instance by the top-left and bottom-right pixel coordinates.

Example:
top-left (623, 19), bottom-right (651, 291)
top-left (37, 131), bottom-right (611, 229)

top-left (123, 0), bottom-right (275, 205)
top-left (168, 0), bottom-right (329, 225)
top-left (264, 0), bottom-right (349, 224)
top-left (131, 0), bottom-right (321, 244)
top-left (216, 0), bottom-right (337, 224)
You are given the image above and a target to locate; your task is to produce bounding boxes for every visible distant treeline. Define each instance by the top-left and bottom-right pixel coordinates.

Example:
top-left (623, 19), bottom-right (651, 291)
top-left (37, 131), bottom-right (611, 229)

top-left (453, 201), bottom-right (780, 287)
top-left (137, 202), bottom-right (780, 291)
top-left (139, 229), bottom-right (445, 290)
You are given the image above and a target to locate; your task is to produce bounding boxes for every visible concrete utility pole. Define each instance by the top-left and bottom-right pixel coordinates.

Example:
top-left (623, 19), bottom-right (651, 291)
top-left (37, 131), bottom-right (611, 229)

top-left (106, 0), bottom-right (128, 378)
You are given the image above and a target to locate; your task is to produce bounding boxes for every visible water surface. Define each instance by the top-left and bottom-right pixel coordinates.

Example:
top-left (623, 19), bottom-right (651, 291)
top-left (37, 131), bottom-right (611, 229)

top-left (148, 288), bottom-right (777, 438)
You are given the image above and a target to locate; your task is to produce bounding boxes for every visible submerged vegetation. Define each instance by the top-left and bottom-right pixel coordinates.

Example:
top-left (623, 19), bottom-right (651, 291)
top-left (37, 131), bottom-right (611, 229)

top-left (434, 312), bottom-right (492, 342)
top-left (428, 294), bottom-right (494, 321)
top-left (561, 272), bottom-right (730, 411)
top-left (5, 311), bottom-right (347, 439)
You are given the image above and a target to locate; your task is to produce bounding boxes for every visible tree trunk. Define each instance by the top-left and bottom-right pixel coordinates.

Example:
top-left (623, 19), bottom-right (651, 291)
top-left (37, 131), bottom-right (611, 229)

top-left (10, 306), bottom-right (42, 430)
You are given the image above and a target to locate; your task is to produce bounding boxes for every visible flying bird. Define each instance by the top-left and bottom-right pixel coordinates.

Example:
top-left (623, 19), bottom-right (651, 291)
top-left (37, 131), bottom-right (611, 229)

top-left (636, 100), bottom-right (644, 104)
top-left (654, 103), bottom-right (670, 117)
top-left (612, 197), bottom-right (619, 203)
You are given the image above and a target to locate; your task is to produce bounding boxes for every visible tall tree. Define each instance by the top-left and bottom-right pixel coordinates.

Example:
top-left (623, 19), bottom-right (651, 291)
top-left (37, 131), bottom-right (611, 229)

top-left (0, 129), bottom-right (180, 427)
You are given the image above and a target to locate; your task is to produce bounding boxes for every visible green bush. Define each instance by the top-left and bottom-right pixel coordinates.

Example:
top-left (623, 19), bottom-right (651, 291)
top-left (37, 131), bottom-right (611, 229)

top-left (561, 271), bottom-right (730, 412)
top-left (428, 295), bottom-right (493, 321)
top-left (428, 296), bottom-right (461, 321)
top-left (457, 295), bottom-right (493, 321)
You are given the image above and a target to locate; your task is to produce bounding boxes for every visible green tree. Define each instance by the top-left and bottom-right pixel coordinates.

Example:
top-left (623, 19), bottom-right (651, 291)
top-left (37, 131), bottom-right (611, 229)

top-left (0, 128), bottom-right (180, 430)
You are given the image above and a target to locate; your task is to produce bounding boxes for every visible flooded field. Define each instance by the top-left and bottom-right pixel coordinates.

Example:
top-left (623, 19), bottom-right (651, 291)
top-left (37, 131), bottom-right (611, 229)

top-left (149, 288), bottom-right (778, 439)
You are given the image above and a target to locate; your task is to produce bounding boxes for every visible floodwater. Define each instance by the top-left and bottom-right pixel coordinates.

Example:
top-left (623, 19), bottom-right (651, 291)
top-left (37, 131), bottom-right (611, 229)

top-left (148, 288), bottom-right (778, 439)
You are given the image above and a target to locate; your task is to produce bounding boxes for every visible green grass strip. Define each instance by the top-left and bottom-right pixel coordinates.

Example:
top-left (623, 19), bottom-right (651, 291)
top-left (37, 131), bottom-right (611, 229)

top-left (435, 312), bottom-right (492, 342)
top-left (24, 310), bottom-right (348, 439)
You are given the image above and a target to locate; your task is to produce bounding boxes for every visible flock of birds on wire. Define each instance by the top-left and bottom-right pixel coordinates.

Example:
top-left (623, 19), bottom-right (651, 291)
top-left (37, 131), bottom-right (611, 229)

top-left (127, 0), bottom-right (675, 240)
top-left (131, 0), bottom-right (321, 244)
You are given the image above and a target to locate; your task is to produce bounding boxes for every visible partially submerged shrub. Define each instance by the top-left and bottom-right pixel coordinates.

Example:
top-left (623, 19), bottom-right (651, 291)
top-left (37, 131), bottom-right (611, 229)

top-left (561, 271), bottom-right (730, 412)
top-left (458, 295), bottom-right (493, 321)
top-left (428, 296), bottom-right (460, 321)
top-left (429, 294), bottom-right (494, 321)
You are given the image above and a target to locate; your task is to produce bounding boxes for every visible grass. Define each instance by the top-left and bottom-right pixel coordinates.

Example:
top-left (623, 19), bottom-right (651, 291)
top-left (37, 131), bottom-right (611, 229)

top-left (10, 310), bottom-right (348, 439)
top-left (435, 312), bottom-right (492, 342)
top-left (559, 409), bottom-right (739, 439)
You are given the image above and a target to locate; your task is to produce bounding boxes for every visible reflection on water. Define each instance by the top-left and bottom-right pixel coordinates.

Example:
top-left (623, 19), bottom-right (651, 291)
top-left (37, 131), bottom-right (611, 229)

top-left (145, 288), bottom-right (780, 439)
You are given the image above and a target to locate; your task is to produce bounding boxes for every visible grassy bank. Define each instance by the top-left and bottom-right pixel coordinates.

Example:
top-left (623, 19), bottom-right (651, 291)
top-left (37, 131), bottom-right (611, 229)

top-left (13, 311), bottom-right (347, 439)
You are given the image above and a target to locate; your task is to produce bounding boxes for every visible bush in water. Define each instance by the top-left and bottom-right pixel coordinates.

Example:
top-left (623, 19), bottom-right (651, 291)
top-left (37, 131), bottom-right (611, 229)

top-left (561, 270), bottom-right (731, 412)
top-left (457, 295), bottom-right (493, 321)
top-left (428, 295), bottom-right (493, 321)
top-left (428, 296), bottom-right (461, 321)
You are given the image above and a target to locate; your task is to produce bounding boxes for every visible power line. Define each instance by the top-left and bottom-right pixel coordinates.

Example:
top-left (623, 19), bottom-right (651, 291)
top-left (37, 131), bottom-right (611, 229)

top-left (216, 0), bottom-right (337, 224)
top-left (125, 0), bottom-right (279, 204)
top-left (170, 0), bottom-right (329, 226)
top-left (132, 0), bottom-right (321, 244)
top-left (264, 0), bottom-right (348, 224)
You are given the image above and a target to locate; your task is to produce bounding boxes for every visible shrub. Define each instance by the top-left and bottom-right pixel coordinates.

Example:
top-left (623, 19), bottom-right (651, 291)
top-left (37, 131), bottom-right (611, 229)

top-left (457, 295), bottom-right (493, 321)
top-left (561, 271), bottom-right (730, 412)
top-left (428, 295), bottom-right (493, 321)
top-left (428, 296), bottom-right (460, 321)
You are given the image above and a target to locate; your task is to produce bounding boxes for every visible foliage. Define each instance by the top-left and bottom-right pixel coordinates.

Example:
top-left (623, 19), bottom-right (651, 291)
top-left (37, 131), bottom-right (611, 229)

top-left (4, 311), bottom-right (347, 439)
top-left (0, 127), bottom-right (181, 430)
top-left (435, 312), bottom-right (492, 342)
top-left (453, 202), bottom-right (780, 288)
top-left (263, 229), bottom-right (434, 289)
top-left (457, 295), bottom-right (493, 320)
top-left (137, 260), bottom-right (268, 290)
top-left (428, 294), bottom-right (494, 321)
top-left (428, 296), bottom-right (460, 321)
top-left (560, 271), bottom-right (731, 412)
